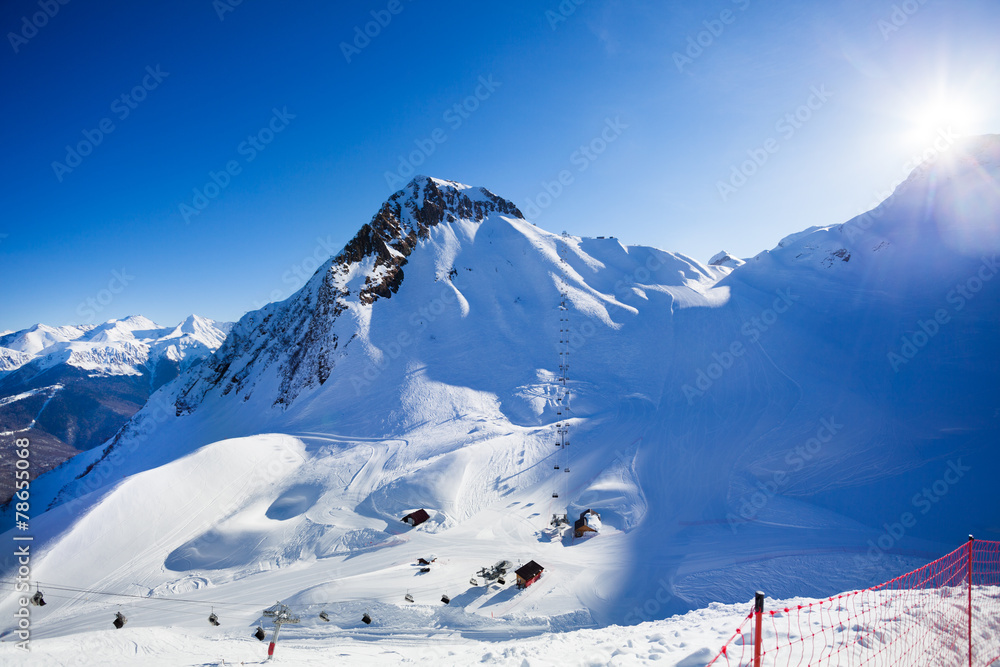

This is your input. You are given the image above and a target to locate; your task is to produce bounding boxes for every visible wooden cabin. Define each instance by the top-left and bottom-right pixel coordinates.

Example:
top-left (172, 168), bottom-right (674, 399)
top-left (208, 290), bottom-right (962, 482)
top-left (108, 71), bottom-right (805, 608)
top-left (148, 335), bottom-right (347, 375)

top-left (515, 560), bottom-right (544, 589)
top-left (402, 509), bottom-right (430, 527)
top-left (574, 509), bottom-right (601, 538)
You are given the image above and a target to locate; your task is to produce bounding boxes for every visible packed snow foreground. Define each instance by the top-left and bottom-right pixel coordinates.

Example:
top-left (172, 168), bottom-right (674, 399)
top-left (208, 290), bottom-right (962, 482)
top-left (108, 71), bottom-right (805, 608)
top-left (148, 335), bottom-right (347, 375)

top-left (2, 138), bottom-right (1000, 665)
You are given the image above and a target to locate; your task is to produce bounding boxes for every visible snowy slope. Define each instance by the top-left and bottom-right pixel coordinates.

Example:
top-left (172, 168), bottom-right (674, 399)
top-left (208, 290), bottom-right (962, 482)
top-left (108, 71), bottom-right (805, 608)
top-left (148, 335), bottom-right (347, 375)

top-left (0, 348), bottom-right (30, 373)
top-left (2, 138), bottom-right (999, 663)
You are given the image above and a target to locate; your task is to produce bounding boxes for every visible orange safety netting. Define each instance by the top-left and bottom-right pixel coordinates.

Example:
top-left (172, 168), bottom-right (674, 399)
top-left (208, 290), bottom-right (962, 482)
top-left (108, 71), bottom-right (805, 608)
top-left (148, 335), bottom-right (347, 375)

top-left (707, 538), bottom-right (1000, 666)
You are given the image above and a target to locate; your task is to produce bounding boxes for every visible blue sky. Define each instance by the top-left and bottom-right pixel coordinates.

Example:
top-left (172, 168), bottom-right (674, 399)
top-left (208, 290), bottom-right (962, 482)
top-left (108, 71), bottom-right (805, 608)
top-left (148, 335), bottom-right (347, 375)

top-left (2, 0), bottom-right (999, 331)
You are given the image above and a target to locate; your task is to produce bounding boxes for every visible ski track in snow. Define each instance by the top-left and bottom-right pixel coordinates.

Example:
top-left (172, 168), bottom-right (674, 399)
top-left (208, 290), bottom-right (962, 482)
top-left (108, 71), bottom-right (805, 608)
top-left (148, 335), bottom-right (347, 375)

top-left (0, 383), bottom-right (63, 435)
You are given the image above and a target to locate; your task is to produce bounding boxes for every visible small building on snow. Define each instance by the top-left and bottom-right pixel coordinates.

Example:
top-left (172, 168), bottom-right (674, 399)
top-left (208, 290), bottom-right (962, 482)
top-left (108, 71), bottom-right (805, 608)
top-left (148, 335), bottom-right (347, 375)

top-left (402, 509), bottom-right (430, 527)
top-left (574, 509), bottom-right (602, 538)
top-left (515, 560), bottom-right (544, 589)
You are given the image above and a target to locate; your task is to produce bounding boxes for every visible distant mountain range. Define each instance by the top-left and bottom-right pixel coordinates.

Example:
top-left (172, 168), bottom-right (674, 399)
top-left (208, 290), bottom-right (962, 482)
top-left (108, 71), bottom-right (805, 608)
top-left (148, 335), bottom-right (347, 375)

top-left (0, 315), bottom-right (229, 501)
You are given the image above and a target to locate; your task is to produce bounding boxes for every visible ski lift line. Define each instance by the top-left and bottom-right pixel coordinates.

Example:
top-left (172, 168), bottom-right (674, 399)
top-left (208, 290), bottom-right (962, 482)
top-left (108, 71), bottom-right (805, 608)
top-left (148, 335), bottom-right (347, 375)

top-left (0, 579), bottom-right (265, 609)
top-left (0, 587), bottom-right (234, 621)
top-left (0, 579), bottom-right (477, 626)
top-left (0, 585), bottom-right (241, 619)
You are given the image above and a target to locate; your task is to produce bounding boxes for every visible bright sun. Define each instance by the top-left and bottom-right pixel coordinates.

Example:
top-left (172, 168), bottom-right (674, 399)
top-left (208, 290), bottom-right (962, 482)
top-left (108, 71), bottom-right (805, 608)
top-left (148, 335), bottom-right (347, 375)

top-left (904, 92), bottom-right (979, 150)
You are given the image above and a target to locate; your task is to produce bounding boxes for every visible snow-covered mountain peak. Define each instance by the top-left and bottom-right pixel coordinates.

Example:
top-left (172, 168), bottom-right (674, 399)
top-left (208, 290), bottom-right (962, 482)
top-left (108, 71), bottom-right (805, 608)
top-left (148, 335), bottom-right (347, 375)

top-left (177, 313), bottom-right (211, 331)
top-left (322, 176), bottom-right (524, 302)
top-left (859, 135), bottom-right (1000, 255)
top-left (0, 323), bottom-right (92, 356)
top-left (375, 175), bottom-right (524, 233)
top-left (165, 314), bottom-right (231, 346)
top-left (882, 133), bottom-right (998, 207)
top-left (172, 177), bottom-right (526, 415)
top-left (954, 132), bottom-right (1000, 164)
top-left (419, 175), bottom-right (473, 190)
top-left (742, 134), bottom-right (1000, 279)
top-left (87, 315), bottom-right (160, 343)
top-left (117, 314), bottom-right (159, 329)
top-left (708, 250), bottom-right (745, 268)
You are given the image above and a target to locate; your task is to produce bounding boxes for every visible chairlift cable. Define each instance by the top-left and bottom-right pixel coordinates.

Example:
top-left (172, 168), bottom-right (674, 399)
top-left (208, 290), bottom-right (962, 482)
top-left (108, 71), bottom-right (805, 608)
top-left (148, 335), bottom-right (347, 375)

top-left (0, 585), bottom-right (232, 620)
top-left (0, 579), bottom-right (264, 610)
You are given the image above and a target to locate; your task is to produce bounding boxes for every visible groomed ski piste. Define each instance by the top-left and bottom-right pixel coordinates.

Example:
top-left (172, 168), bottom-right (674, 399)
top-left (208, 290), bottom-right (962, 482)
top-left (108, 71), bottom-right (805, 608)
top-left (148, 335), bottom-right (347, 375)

top-left (2, 138), bottom-right (1000, 665)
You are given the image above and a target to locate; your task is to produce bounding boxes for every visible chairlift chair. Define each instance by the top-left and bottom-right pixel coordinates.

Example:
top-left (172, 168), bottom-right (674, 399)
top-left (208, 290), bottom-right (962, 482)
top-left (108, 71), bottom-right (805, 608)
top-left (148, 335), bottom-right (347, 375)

top-left (564, 467), bottom-right (571, 473)
top-left (440, 594), bottom-right (451, 605)
top-left (405, 593), bottom-right (414, 603)
top-left (254, 626), bottom-right (267, 641)
top-left (113, 611), bottom-right (127, 629)
top-left (208, 609), bottom-right (220, 626)
top-left (552, 491), bottom-right (559, 498)
top-left (362, 612), bottom-right (372, 625)
top-left (30, 590), bottom-right (46, 607)
top-left (319, 611), bottom-right (330, 622)
top-left (554, 464), bottom-right (559, 469)
top-left (497, 576), bottom-right (506, 585)
top-left (470, 577), bottom-right (479, 586)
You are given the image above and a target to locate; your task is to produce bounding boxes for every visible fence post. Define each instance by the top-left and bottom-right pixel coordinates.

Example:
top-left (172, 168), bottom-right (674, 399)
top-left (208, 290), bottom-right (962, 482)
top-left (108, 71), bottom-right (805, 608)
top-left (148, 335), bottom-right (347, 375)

top-left (754, 591), bottom-right (765, 667)
top-left (968, 534), bottom-right (974, 667)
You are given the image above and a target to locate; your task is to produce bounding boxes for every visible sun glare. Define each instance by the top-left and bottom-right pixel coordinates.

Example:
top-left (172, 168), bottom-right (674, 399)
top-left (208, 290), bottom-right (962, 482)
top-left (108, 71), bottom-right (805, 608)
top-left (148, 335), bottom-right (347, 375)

top-left (904, 92), bottom-right (979, 152)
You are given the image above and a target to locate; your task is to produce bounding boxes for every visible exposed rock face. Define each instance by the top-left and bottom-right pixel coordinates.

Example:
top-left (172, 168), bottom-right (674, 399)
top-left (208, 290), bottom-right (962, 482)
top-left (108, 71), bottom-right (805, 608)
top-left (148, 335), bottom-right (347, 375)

top-left (349, 177), bottom-right (522, 303)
